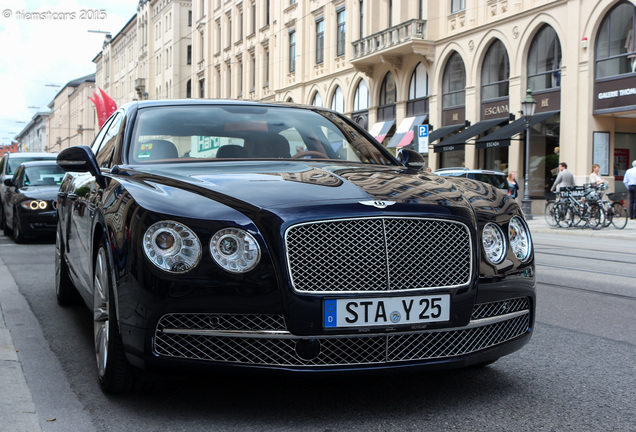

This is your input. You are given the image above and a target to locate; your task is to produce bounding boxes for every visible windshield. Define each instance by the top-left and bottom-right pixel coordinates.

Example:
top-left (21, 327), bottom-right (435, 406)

top-left (23, 164), bottom-right (66, 186)
top-left (7, 155), bottom-right (56, 175)
top-left (129, 105), bottom-right (395, 166)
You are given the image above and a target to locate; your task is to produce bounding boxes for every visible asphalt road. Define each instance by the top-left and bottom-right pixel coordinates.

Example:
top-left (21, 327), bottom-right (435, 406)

top-left (1, 230), bottom-right (635, 432)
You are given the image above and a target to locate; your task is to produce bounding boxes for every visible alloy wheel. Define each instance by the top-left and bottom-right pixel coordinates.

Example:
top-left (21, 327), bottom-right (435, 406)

top-left (93, 247), bottom-right (110, 379)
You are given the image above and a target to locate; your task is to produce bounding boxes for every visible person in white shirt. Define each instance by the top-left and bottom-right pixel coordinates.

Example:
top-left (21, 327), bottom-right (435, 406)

top-left (623, 160), bottom-right (636, 219)
top-left (589, 164), bottom-right (607, 186)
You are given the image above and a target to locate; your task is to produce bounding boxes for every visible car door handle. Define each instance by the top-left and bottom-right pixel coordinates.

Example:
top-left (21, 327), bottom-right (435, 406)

top-left (57, 192), bottom-right (67, 198)
top-left (68, 193), bottom-right (79, 201)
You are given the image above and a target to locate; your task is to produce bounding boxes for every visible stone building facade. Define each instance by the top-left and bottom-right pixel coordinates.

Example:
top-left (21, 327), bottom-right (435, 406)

top-left (14, 112), bottom-right (49, 153)
top-left (46, 74), bottom-right (97, 152)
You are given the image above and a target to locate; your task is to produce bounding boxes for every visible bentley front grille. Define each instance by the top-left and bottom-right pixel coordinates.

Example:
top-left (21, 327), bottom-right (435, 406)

top-left (153, 298), bottom-right (531, 367)
top-left (284, 218), bottom-right (472, 293)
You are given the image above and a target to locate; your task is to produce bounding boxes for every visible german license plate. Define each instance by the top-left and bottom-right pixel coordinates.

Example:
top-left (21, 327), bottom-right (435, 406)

top-left (323, 295), bottom-right (450, 328)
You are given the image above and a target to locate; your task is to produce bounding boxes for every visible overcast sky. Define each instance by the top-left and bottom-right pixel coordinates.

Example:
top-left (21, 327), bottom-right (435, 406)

top-left (0, 0), bottom-right (136, 146)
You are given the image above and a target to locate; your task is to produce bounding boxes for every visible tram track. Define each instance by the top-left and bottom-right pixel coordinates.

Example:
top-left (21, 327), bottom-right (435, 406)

top-left (537, 280), bottom-right (636, 301)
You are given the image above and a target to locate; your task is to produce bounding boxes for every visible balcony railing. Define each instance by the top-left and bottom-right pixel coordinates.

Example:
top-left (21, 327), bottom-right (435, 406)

top-left (352, 19), bottom-right (426, 60)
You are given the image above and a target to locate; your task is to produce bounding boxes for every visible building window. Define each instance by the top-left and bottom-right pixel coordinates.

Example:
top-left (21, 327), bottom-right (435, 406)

top-left (187, 45), bottom-right (192, 65)
top-left (442, 52), bottom-right (466, 109)
top-left (238, 61), bottom-right (243, 97)
top-left (451, 0), bottom-right (465, 14)
top-left (481, 39), bottom-right (509, 102)
top-left (264, 49), bottom-right (270, 87)
top-left (312, 91), bottom-right (323, 107)
top-left (337, 9), bottom-right (346, 57)
top-left (378, 72), bottom-right (396, 121)
top-left (289, 30), bottom-right (296, 73)
top-left (252, 2), bottom-right (256, 34)
top-left (407, 63), bottom-right (429, 116)
top-left (316, 19), bottom-right (324, 64)
top-left (251, 54), bottom-right (256, 92)
top-left (331, 86), bottom-right (345, 113)
top-left (359, 1), bottom-right (364, 39)
top-left (186, 79), bottom-right (191, 98)
top-left (199, 79), bottom-right (204, 98)
top-left (188, 11), bottom-right (192, 26)
top-left (596, 1), bottom-right (636, 79)
top-left (239, 10), bottom-right (243, 40)
top-left (266, 0), bottom-right (270, 26)
top-left (528, 25), bottom-right (562, 91)
top-left (388, 0), bottom-right (393, 27)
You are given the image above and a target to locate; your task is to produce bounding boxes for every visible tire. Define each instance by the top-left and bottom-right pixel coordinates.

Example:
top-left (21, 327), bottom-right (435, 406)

top-left (588, 203), bottom-right (605, 230)
top-left (544, 201), bottom-right (558, 227)
top-left (94, 238), bottom-right (136, 393)
top-left (610, 202), bottom-right (628, 229)
top-left (0, 203), bottom-right (5, 232)
top-left (55, 228), bottom-right (80, 306)
top-left (12, 210), bottom-right (26, 243)
top-left (2, 206), bottom-right (12, 236)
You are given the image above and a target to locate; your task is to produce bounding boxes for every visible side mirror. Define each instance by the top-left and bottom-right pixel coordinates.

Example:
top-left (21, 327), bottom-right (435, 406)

top-left (3, 178), bottom-right (14, 187)
top-left (398, 148), bottom-right (426, 170)
top-left (57, 145), bottom-right (106, 188)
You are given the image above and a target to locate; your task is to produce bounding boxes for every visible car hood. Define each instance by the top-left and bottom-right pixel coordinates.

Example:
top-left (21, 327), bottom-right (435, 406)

top-left (19, 185), bottom-right (60, 200)
top-left (120, 161), bottom-right (512, 219)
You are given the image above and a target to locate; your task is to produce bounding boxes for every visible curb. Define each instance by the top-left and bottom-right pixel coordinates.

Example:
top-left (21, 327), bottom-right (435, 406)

top-left (0, 257), bottom-right (42, 432)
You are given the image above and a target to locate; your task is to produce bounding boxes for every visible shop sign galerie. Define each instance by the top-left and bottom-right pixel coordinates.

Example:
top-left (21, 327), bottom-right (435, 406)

top-left (595, 75), bottom-right (636, 112)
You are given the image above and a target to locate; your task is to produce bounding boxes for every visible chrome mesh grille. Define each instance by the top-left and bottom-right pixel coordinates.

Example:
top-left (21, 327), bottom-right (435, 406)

top-left (285, 218), bottom-right (472, 293)
top-left (153, 298), bottom-right (530, 366)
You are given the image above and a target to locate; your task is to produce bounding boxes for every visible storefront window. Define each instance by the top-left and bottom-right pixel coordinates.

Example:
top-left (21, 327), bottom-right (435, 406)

top-left (407, 63), bottom-right (429, 116)
top-left (528, 113), bottom-right (560, 197)
top-left (312, 91), bottom-right (323, 107)
top-left (528, 25), bottom-right (562, 91)
top-left (331, 86), bottom-right (345, 113)
top-left (442, 52), bottom-right (466, 109)
top-left (481, 40), bottom-right (510, 102)
top-left (352, 79), bottom-right (369, 129)
top-left (596, 1), bottom-right (636, 79)
top-left (378, 72), bottom-right (396, 121)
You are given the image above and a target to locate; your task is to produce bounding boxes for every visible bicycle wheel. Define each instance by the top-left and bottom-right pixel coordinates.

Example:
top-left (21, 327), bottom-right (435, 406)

top-left (545, 201), bottom-right (558, 227)
top-left (602, 202), bottom-right (612, 227)
top-left (588, 203), bottom-right (605, 230)
top-left (568, 203), bottom-right (582, 227)
top-left (557, 202), bottom-right (571, 227)
top-left (610, 202), bottom-right (628, 229)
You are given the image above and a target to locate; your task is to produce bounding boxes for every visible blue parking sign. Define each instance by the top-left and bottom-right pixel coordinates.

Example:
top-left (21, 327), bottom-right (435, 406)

top-left (418, 125), bottom-right (429, 153)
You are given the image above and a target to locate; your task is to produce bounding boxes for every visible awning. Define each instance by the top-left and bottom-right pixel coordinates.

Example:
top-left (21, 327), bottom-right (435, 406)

top-left (386, 115), bottom-right (428, 148)
top-left (474, 111), bottom-right (560, 149)
top-left (369, 120), bottom-right (396, 144)
top-left (428, 123), bottom-right (466, 143)
top-left (435, 117), bottom-right (510, 147)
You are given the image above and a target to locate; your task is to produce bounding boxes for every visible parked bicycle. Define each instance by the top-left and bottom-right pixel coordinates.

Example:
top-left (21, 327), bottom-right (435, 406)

top-left (602, 191), bottom-right (629, 229)
top-left (556, 185), bottom-right (604, 229)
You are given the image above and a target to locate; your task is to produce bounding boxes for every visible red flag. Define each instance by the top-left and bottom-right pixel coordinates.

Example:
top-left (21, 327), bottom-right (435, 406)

top-left (89, 92), bottom-right (108, 128)
top-left (99, 88), bottom-right (118, 119)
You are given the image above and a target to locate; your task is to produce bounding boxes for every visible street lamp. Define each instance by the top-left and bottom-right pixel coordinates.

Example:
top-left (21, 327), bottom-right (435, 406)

top-left (521, 88), bottom-right (537, 220)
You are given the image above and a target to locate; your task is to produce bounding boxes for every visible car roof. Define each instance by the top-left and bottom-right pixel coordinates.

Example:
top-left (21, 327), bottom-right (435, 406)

top-left (125, 98), bottom-right (324, 112)
top-left (434, 167), bottom-right (506, 175)
top-left (5, 152), bottom-right (56, 158)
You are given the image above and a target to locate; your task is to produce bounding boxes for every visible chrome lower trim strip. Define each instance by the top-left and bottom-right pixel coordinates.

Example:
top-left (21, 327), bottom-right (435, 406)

top-left (160, 310), bottom-right (529, 339)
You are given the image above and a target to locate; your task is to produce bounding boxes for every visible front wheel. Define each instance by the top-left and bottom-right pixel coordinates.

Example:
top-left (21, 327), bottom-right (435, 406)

top-left (544, 201), bottom-right (558, 227)
top-left (55, 229), bottom-right (80, 305)
top-left (12, 210), bottom-right (26, 243)
top-left (588, 203), bottom-right (605, 230)
top-left (94, 239), bottom-right (135, 393)
top-left (610, 202), bottom-right (628, 229)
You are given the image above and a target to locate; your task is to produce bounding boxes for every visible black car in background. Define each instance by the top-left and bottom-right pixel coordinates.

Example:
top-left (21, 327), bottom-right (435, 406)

top-left (55, 99), bottom-right (535, 393)
top-left (1, 152), bottom-right (57, 232)
top-left (2, 160), bottom-right (65, 242)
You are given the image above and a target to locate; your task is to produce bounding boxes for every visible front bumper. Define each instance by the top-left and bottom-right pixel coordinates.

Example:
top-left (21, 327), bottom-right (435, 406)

top-left (18, 210), bottom-right (57, 235)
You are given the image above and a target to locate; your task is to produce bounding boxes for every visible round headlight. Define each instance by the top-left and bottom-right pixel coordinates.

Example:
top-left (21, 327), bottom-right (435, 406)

top-left (210, 228), bottom-right (261, 273)
top-left (509, 216), bottom-right (532, 262)
top-left (482, 223), bottom-right (506, 264)
top-left (143, 221), bottom-right (201, 273)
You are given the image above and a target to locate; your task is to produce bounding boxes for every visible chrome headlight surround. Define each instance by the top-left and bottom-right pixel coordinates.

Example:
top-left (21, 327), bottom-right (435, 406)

top-left (209, 228), bottom-right (261, 273)
top-left (509, 216), bottom-right (532, 262)
top-left (143, 220), bottom-right (202, 273)
top-left (482, 223), bottom-right (506, 264)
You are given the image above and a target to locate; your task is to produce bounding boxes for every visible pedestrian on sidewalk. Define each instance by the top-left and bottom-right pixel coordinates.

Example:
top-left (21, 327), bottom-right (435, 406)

top-left (507, 171), bottom-right (519, 199)
top-left (624, 159), bottom-right (636, 219)
top-left (550, 162), bottom-right (575, 192)
top-left (589, 164), bottom-right (608, 186)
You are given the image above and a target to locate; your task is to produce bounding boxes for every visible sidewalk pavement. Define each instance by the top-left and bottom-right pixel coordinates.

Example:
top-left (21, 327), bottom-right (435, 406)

top-left (0, 213), bottom-right (633, 432)
top-left (0, 257), bottom-right (41, 432)
top-left (524, 213), bottom-right (636, 240)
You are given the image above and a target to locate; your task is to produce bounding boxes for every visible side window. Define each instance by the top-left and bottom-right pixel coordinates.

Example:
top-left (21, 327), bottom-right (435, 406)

top-left (13, 166), bottom-right (24, 187)
top-left (96, 113), bottom-right (124, 168)
top-left (90, 114), bottom-right (117, 155)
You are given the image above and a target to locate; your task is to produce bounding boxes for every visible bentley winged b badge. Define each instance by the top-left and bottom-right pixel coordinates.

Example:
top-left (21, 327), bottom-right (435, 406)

top-left (358, 200), bottom-right (397, 209)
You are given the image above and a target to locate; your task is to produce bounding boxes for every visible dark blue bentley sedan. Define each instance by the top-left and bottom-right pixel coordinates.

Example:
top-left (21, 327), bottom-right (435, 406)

top-left (55, 100), bottom-right (535, 393)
